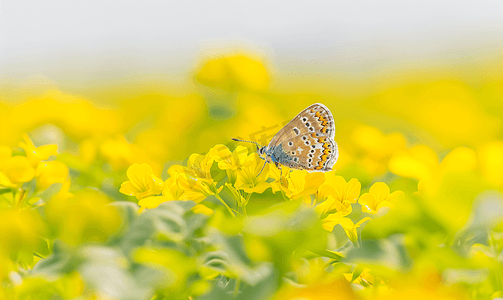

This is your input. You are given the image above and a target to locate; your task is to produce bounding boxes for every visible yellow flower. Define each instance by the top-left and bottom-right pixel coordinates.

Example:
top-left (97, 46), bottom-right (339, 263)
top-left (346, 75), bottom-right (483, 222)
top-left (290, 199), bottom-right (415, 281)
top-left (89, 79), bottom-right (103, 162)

top-left (176, 173), bottom-right (220, 202)
top-left (137, 176), bottom-right (187, 212)
top-left (45, 189), bottom-right (120, 245)
top-left (99, 136), bottom-right (156, 172)
top-left (388, 145), bottom-right (438, 181)
top-left (35, 160), bottom-right (69, 191)
top-left (210, 144), bottom-right (249, 171)
top-left (191, 204), bottom-right (214, 216)
top-left (478, 141), bottom-right (503, 186)
top-left (279, 170), bottom-right (325, 202)
top-left (269, 163), bottom-right (290, 194)
top-left (0, 209), bottom-right (44, 256)
top-left (162, 176), bottom-right (186, 200)
top-left (322, 213), bottom-right (372, 244)
top-left (54, 178), bottom-right (73, 201)
top-left (210, 144), bottom-right (250, 184)
top-left (138, 196), bottom-right (173, 212)
top-left (120, 163), bottom-right (164, 200)
top-left (316, 174), bottom-right (360, 202)
top-left (358, 182), bottom-right (403, 214)
top-left (19, 134), bottom-right (58, 167)
top-left (0, 156), bottom-right (36, 187)
top-left (315, 195), bottom-right (352, 217)
top-left (225, 182), bottom-right (247, 207)
top-left (172, 153), bottom-right (214, 183)
top-left (168, 164), bottom-right (222, 203)
top-left (352, 125), bottom-right (406, 159)
top-left (0, 146), bottom-right (11, 162)
top-left (234, 153), bottom-right (270, 193)
top-left (195, 53), bottom-right (270, 92)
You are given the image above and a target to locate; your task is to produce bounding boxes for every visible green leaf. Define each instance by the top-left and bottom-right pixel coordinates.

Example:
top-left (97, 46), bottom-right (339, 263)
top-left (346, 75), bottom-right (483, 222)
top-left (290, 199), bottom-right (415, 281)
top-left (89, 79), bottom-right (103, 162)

top-left (0, 188), bottom-right (12, 195)
top-left (351, 266), bottom-right (365, 283)
top-left (345, 235), bottom-right (412, 272)
top-left (120, 201), bottom-right (196, 255)
top-left (32, 240), bottom-right (79, 278)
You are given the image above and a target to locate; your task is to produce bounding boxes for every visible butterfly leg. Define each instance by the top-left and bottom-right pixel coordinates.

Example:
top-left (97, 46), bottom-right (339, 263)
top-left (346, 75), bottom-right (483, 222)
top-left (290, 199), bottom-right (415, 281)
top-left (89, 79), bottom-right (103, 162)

top-left (275, 162), bottom-right (288, 187)
top-left (275, 162), bottom-right (284, 180)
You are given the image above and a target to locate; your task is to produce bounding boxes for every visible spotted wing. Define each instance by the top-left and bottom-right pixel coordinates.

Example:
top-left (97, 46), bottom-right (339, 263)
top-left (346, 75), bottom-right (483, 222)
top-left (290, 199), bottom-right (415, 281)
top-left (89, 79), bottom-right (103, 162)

top-left (268, 103), bottom-right (335, 149)
top-left (279, 133), bottom-right (338, 171)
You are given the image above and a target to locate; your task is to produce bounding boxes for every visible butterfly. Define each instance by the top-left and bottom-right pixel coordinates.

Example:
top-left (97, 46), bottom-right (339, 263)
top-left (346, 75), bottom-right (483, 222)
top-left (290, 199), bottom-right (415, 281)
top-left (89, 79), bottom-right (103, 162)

top-left (232, 103), bottom-right (338, 174)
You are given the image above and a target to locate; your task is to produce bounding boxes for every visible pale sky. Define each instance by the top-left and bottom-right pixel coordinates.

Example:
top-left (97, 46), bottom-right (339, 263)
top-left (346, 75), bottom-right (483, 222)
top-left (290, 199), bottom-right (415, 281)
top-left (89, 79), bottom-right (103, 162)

top-left (1, 0), bottom-right (502, 82)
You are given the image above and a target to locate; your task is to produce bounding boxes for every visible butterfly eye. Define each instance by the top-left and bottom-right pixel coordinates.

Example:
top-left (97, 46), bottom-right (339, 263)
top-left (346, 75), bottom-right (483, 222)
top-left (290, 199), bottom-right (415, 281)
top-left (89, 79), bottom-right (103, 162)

top-left (293, 157), bottom-right (299, 162)
top-left (310, 149), bottom-right (315, 154)
top-left (308, 153), bottom-right (313, 158)
top-left (304, 140), bottom-right (310, 146)
top-left (309, 127), bottom-right (315, 132)
top-left (302, 136), bottom-right (307, 141)
top-left (305, 122), bottom-right (310, 127)
top-left (302, 117), bottom-right (307, 122)
top-left (291, 151), bottom-right (296, 155)
top-left (293, 128), bottom-right (300, 135)
top-left (308, 158), bottom-right (312, 163)
top-left (311, 145), bottom-right (315, 149)
top-left (288, 141), bottom-right (293, 146)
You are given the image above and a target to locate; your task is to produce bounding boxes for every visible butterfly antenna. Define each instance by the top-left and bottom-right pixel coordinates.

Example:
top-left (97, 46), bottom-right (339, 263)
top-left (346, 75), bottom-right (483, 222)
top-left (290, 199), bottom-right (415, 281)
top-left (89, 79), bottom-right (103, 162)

top-left (231, 138), bottom-right (262, 151)
top-left (256, 160), bottom-right (267, 177)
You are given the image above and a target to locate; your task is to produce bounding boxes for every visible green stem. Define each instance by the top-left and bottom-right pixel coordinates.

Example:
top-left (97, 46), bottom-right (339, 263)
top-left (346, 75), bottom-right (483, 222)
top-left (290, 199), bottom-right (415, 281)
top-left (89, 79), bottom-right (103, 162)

top-left (15, 188), bottom-right (25, 210)
top-left (242, 204), bottom-right (248, 218)
top-left (490, 232), bottom-right (503, 292)
top-left (233, 278), bottom-right (240, 298)
top-left (215, 193), bottom-right (236, 217)
top-left (242, 193), bottom-right (251, 218)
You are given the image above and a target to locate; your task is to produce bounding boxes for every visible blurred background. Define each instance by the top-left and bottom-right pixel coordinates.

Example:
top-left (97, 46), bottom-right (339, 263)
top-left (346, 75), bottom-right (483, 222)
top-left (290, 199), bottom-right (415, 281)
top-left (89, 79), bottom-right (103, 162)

top-left (2, 0), bottom-right (503, 161)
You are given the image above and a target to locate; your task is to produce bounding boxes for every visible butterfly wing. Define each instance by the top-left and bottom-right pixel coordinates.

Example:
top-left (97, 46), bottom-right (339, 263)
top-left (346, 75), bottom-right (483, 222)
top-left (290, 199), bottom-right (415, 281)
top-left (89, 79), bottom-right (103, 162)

top-left (268, 103), bottom-right (335, 147)
top-left (280, 134), bottom-right (338, 171)
top-left (266, 103), bottom-right (338, 171)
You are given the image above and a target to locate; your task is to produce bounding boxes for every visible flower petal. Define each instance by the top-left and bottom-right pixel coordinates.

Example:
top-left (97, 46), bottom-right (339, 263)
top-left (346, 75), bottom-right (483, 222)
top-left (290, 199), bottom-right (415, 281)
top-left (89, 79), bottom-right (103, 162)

top-left (241, 181), bottom-right (271, 194)
top-left (358, 193), bottom-right (377, 214)
top-left (387, 190), bottom-right (404, 202)
top-left (34, 145), bottom-right (58, 161)
top-left (369, 182), bottom-right (390, 203)
top-left (36, 161), bottom-right (69, 191)
top-left (345, 178), bottom-right (361, 203)
top-left (0, 171), bottom-right (15, 187)
top-left (138, 196), bottom-right (173, 210)
top-left (119, 181), bottom-right (137, 196)
top-left (3, 156), bottom-right (35, 184)
top-left (0, 146), bottom-right (12, 162)
top-left (126, 163), bottom-right (152, 191)
top-left (192, 204), bottom-right (214, 216)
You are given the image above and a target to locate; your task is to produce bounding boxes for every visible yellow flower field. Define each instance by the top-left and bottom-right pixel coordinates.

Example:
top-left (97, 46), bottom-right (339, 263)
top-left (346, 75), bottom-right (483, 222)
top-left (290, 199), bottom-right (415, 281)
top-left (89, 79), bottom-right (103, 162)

top-left (1, 50), bottom-right (503, 300)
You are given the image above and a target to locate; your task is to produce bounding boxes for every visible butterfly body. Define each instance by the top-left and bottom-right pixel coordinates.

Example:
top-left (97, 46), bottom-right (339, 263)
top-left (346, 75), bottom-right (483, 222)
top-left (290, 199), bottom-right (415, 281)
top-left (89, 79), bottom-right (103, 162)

top-left (242, 103), bottom-right (338, 173)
